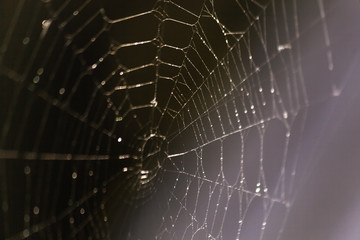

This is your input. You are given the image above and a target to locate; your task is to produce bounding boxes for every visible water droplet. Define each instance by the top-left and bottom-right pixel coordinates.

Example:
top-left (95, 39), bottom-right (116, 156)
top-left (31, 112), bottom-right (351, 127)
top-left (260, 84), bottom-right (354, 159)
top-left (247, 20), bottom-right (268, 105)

top-left (33, 75), bottom-right (40, 84)
top-left (80, 208), bottom-right (85, 215)
top-left (283, 111), bottom-right (288, 119)
top-left (332, 85), bottom-right (340, 96)
top-left (37, 68), bottom-right (44, 75)
top-left (23, 37), bottom-right (30, 45)
top-left (91, 63), bottom-right (97, 69)
top-left (277, 43), bottom-right (291, 52)
top-left (33, 206), bottom-right (39, 215)
top-left (117, 137), bottom-right (122, 142)
top-left (24, 166), bottom-right (31, 175)
top-left (89, 170), bottom-right (93, 176)
top-left (72, 172), bottom-right (77, 179)
top-left (59, 88), bottom-right (65, 95)
top-left (23, 229), bottom-right (30, 238)
top-left (42, 19), bottom-right (51, 29)
top-left (73, 10), bottom-right (79, 16)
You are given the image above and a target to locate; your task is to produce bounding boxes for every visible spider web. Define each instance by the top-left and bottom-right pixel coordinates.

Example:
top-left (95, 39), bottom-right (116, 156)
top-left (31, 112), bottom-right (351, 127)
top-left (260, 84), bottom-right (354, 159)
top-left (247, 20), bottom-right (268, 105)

top-left (0, 0), bottom-right (358, 239)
